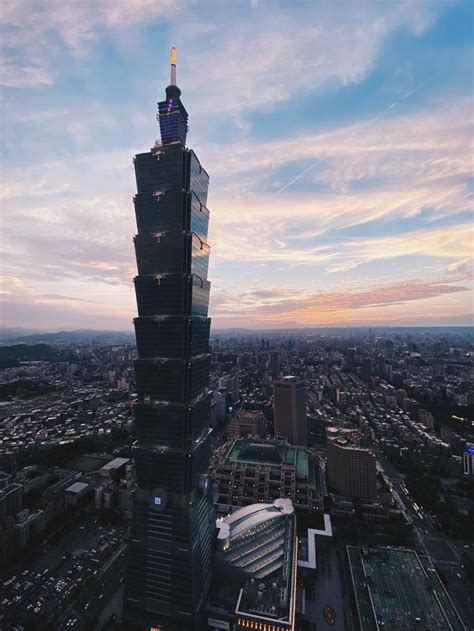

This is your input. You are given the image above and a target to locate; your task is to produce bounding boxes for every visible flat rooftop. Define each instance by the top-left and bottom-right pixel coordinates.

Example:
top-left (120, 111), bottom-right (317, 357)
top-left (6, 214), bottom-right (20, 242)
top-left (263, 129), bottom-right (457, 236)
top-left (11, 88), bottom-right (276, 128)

top-left (100, 457), bottom-right (129, 470)
top-left (347, 546), bottom-right (466, 631)
top-left (225, 438), bottom-right (312, 480)
top-left (65, 481), bottom-right (89, 494)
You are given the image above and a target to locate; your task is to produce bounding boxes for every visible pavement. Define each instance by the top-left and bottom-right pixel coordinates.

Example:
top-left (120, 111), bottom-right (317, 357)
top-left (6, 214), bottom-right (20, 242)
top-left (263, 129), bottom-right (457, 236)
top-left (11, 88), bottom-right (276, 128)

top-left (304, 544), bottom-right (352, 631)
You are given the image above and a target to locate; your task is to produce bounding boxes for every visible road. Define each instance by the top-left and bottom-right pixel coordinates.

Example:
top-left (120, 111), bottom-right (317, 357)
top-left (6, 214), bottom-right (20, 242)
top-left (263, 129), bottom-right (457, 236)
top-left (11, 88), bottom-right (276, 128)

top-left (376, 454), bottom-right (474, 629)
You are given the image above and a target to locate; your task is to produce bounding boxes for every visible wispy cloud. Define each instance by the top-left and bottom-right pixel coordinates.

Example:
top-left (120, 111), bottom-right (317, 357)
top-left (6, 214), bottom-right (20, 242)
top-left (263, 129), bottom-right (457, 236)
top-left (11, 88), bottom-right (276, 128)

top-left (179, 1), bottom-right (443, 116)
top-left (211, 273), bottom-right (473, 327)
top-left (0, 275), bottom-right (133, 330)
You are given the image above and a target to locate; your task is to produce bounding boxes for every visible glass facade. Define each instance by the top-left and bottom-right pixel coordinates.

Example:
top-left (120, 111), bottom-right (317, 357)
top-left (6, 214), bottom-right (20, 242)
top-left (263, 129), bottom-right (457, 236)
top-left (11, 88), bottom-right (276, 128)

top-left (123, 78), bottom-right (214, 631)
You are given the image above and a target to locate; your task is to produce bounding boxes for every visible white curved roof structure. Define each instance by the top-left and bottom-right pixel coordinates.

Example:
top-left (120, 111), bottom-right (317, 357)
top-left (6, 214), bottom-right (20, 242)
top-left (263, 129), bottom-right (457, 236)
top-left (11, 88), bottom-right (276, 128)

top-left (217, 498), bottom-right (294, 542)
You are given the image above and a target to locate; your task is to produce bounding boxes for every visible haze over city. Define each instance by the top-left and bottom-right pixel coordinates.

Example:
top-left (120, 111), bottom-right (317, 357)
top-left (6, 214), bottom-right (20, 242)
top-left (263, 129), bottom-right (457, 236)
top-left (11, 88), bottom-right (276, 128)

top-left (1, 0), bottom-right (473, 331)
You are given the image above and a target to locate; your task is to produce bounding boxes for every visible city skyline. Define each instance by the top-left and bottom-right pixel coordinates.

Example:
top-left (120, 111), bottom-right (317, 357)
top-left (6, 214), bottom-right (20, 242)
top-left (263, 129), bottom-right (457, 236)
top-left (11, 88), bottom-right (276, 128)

top-left (1, 0), bottom-right (473, 330)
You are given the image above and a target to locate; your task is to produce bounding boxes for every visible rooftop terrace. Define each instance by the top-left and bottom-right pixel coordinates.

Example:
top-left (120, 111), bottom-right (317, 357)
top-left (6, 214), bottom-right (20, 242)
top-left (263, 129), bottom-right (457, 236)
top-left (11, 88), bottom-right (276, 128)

top-left (226, 438), bottom-right (310, 479)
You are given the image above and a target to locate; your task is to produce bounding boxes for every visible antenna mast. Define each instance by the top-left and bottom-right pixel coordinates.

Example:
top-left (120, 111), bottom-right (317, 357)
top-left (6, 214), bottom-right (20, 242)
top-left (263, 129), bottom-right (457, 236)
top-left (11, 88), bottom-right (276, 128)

top-left (170, 46), bottom-right (177, 86)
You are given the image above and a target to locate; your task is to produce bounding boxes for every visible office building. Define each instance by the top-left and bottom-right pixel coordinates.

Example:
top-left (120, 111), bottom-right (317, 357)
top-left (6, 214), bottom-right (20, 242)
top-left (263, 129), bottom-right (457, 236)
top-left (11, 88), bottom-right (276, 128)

top-left (463, 444), bottom-right (474, 476)
top-left (346, 347), bottom-right (356, 370)
top-left (270, 350), bottom-right (280, 378)
top-left (123, 48), bottom-right (214, 630)
top-left (273, 376), bottom-right (307, 446)
top-left (99, 457), bottom-right (130, 480)
top-left (227, 409), bottom-right (265, 439)
top-left (327, 428), bottom-right (377, 500)
top-left (212, 388), bottom-right (227, 425)
top-left (418, 409), bottom-right (434, 430)
top-left (0, 483), bottom-right (24, 516)
top-left (361, 357), bottom-right (373, 384)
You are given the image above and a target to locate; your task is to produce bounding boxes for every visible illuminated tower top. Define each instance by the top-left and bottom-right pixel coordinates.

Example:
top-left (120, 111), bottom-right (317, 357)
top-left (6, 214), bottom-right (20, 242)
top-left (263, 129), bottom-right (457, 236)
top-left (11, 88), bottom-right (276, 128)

top-left (158, 46), bottom-right (188, 144)
top-left (170, 45), bottom-right (177, 86)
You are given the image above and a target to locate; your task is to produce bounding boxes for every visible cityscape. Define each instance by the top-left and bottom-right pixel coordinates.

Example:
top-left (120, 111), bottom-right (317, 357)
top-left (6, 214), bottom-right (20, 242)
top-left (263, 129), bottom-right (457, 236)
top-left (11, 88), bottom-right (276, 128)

top-left (1, 324), bottom-right (473, 630)
top-left (1, 1), bottom-right (473, 631)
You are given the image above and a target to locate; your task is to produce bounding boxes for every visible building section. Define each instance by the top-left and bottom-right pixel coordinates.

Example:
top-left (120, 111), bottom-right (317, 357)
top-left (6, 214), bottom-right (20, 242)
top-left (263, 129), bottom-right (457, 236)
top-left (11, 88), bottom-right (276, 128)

top-left (210, 438), bottom-right (323, 513)
top-left (270, 351), bottom-right (280, 378)
top-left (208, 499), bottom-right (297, 631)
top-left (326, 428), bottom-right (377, 500)
top-left (228, 409), bottom-right (266, 440)
top-left (122, 48), bottom-right (214, 631)
top-left (463, 444), bottom-right (474, 476)
top-left (273, 376), bottom-right (307, 446)
top-left (95, 458), bottom-right (136, 514)
top-left (99, 457), bottom-right (130, 480)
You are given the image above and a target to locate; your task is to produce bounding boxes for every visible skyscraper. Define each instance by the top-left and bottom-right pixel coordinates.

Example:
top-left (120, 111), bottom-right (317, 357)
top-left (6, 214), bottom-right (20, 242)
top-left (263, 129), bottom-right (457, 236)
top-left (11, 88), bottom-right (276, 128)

top-left (269, 350), bottom-right (280, 378)
top-left (273, 376), bottom-right (308, 446)
top-left (346, 347), bottom-right (356, 370)
top-left (123, 48), bottom-right (214, 631)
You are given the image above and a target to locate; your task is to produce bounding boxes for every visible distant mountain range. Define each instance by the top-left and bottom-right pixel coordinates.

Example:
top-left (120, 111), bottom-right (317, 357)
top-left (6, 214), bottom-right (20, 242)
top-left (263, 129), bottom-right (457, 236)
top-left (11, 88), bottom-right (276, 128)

top-left (210, 326), bottom-right (473, 336)
top-left (0, 329), bottom-right (135, 344)
top-left (0, 325), bottom-right (471, 345)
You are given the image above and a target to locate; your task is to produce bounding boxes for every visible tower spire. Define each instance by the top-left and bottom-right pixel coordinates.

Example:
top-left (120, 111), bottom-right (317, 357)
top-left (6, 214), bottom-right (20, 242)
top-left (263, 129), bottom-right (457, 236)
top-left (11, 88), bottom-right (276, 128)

top-left (170, 45), bottom-right (177, 86)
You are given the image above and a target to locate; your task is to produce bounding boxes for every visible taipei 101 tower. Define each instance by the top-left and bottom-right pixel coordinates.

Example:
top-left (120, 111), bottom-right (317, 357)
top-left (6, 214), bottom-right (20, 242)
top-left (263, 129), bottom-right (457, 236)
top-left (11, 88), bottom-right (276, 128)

top-left (123, 48), bottom-right (214, 630)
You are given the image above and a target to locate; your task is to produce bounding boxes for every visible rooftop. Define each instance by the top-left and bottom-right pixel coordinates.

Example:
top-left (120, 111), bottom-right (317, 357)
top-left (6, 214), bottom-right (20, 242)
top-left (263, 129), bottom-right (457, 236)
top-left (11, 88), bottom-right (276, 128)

top-left (225, 438), bottom-right (311, 479)
top-left (347, 546), bottom-right (466, 631)
top-left (214, 500), bottom-right (296, 628)
top-left (217, 498), bottom-right (294, 543)
top-left (100, 457), bottom-right (129, 471)
top-left (65, 482), bottom-right (89, 494)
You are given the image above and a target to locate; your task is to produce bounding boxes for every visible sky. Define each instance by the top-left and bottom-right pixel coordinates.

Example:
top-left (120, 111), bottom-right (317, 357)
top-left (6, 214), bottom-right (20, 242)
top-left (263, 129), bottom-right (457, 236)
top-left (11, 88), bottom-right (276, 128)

top-left (1, 0), bottom-right (473, 331)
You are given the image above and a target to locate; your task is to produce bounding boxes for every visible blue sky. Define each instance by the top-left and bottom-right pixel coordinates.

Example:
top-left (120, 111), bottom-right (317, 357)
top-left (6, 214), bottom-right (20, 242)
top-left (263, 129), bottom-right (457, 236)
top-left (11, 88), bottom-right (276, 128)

top-left (1, 0), bottom-right (473, 330)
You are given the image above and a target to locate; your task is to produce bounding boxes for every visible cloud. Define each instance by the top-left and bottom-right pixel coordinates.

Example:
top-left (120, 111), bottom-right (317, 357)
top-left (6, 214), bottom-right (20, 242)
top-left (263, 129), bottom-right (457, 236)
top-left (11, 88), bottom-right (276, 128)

top-left (202, 96), bottom-right (472, 190)
top-left (210, 273), bottom-right (473, 327)
top-left (1, 0), bottom-right (444, 101)
top-left (179, 0), bottom-right (444, 116)
top-left (0, 275), bottom-right (134, 330)
top-left (1, 97), bottom-right (472, 306)
top-left (38, 293), bottom-right (98, 304)
top-left (0, 0), bottom-right (184, 90)
top-left (0, 61), bottom-right (53, 87)
top-left (445, 258), bottom-right (473, 274)
top-left (198, 97), bottom-right (473, 273)
top-left (0, 0), bottom-right (182, 52)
